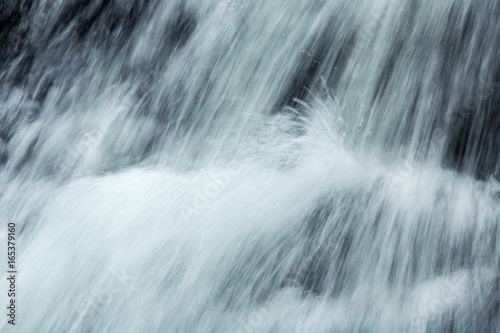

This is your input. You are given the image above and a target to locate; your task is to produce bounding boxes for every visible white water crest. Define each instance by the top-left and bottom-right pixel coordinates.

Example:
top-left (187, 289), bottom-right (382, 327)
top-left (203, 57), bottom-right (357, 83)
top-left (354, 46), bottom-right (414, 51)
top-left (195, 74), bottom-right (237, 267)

top-left (0, 0), bottom-right (499, 332)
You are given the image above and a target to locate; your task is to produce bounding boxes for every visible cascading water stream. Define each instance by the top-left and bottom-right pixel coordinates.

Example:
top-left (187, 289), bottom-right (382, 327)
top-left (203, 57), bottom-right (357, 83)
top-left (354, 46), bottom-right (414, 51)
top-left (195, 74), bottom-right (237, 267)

top-left (0, 0), bottom-right (499, 332)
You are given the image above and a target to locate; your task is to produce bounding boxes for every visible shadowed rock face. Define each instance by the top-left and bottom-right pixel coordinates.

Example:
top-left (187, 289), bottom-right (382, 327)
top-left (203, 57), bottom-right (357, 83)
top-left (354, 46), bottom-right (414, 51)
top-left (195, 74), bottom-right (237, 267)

top-left (0, 0), bottom-right (194, 88)
top-left (0, 1), bottom-right (31, 64)
top-left (1, 0), bottom-right (149, 87)
top-left (434, 4), bottom-right (500, 181)
top-left (442, 67), bottom-right (500, 181)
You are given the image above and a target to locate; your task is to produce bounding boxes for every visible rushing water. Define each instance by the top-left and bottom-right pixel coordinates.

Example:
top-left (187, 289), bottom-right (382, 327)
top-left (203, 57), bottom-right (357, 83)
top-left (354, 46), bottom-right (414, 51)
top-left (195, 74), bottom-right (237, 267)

top-left (0, 0), bottom-right (500, 332)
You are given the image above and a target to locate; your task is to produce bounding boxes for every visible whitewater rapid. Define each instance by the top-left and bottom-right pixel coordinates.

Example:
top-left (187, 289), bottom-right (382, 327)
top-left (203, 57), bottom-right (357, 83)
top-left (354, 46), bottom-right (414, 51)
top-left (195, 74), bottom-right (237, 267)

top-left (0, 0), bottom-right (499, 332)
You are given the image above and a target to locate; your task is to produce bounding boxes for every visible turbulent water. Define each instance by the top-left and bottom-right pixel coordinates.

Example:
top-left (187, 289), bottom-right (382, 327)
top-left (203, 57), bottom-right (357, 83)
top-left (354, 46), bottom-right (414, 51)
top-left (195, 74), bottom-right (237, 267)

top-left (0, 0), bottom-right (500, 332)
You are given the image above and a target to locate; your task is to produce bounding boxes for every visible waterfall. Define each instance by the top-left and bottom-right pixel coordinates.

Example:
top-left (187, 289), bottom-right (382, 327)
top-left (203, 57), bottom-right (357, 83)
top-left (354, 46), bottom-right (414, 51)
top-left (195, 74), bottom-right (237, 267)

top-left (0, 0), bottom-right (499, 332)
